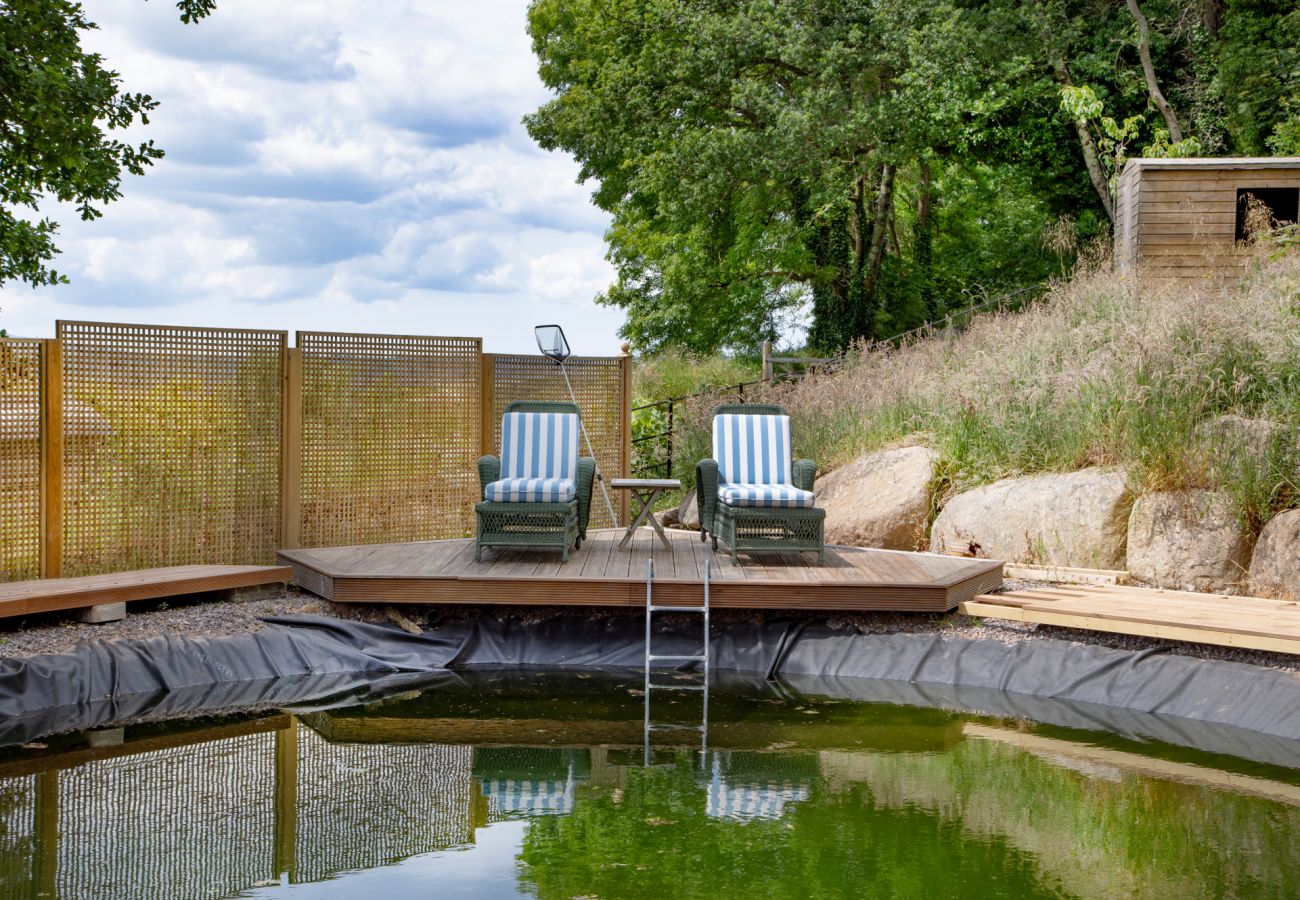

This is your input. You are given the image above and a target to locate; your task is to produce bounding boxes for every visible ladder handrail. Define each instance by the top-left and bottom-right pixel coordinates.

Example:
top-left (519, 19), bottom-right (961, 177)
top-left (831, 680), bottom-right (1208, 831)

top-left (644, 557), bottom-right (710, 766)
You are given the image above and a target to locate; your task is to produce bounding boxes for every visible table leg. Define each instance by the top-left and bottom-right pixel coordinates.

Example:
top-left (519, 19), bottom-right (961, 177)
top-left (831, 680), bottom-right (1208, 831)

top-left (644, 490), bottom-right (672, 550)
top-left (619, 489), bottom-right (659, 548)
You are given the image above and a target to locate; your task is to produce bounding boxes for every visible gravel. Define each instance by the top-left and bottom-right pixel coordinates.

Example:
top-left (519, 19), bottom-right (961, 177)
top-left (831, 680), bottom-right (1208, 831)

top-left (2, 578), bottom-right (1297, 676)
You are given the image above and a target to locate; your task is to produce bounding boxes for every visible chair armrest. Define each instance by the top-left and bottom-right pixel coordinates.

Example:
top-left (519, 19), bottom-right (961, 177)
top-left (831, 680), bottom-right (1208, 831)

top-left (793, 459), bottom-right (817, 492)
top-left (696, 459), bottom-right (719, 531)
top-left (478, 455), bottom-right (500, 499)
top-left (576, 457), bottom-right (596, 537)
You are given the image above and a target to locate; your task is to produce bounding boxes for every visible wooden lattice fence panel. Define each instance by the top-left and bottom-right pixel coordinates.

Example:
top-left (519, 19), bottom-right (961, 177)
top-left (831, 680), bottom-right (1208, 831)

top-left (0, 340), bottom-right (43, 582)
top-left (297, 332), bottom-right (481, 547)
top-left (293, 725), bottom-right (473, 883)
top-left (56, 322), bottom-right (286, 574)
top-left (54, 732), bottom-right (277, 900)
top-left (490, 354), bottom-right (629, 528)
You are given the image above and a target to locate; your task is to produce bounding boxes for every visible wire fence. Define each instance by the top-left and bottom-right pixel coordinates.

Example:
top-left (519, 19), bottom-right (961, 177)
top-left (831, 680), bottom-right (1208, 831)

top-left (631, 284), bottom-right (1044, 479)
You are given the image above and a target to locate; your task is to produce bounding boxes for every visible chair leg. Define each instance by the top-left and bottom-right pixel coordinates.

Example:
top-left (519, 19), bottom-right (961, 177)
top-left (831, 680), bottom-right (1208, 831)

top-left (475, 544), bottom-right (482, 562)
top-left (731, 544), bottom-right (738, 564)
top-left (700, 528), bottom-right (707, 542)
top-left (711, 534), bottom-right (718, 552)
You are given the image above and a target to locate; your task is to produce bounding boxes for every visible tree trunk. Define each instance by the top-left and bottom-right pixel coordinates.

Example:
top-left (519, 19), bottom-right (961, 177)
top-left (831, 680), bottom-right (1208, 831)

top-left (1202, 0), bottom-right (1221, 36)
top-left (855, 163), bottom-right (895, 338)
top-left (1051, 60), bottom-right (1115, 222)
top-left (1126, 0), bottom-right (1183, 142)
top-left (914, 159), bottom-right (936, 319)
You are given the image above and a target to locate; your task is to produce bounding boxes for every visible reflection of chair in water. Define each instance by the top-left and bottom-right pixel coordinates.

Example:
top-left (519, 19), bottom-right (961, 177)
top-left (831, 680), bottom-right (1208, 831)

top-left (472, 747), bottom-right (591, 819)
top-left (702, 751), bottom-right (814, 822)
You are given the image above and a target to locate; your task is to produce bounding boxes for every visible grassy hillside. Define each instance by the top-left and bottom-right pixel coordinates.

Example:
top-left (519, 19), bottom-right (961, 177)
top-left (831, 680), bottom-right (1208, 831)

top-left (657, 247), bottom-right (1300, 532)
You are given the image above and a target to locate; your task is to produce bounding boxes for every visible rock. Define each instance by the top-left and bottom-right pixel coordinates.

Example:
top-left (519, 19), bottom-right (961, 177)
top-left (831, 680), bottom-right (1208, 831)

top-left (930, 468), bottom-right (1131, 568)
top-left (1248, 510), bottom-right (1300, 599)
top-left (815, 447), bottom-right (939, 550)
top-left (677, 489), bottom-right (699, 530)
top-left (659, 505), bottom-right (680, 527)
top-left (1126, 491), bottom-right (1253, 593)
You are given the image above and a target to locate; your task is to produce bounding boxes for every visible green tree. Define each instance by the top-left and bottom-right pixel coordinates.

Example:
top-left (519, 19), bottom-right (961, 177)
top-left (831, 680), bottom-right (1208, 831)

top-left (0, 0), bottom-right (214, 289)
top-left (526, 0), bottom-right (1299, 356)
top-left (526, 0), bottom-right (1025, 353)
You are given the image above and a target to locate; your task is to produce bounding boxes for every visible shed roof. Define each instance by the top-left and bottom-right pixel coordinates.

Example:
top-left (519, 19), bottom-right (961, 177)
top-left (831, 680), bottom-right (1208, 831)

top-left (1123, 156), bottom-right (1300, 174)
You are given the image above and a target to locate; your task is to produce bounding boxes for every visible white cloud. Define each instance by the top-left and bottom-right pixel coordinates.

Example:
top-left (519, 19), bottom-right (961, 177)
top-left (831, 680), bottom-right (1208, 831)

top-left (0, 0), bottom-right (622, 354)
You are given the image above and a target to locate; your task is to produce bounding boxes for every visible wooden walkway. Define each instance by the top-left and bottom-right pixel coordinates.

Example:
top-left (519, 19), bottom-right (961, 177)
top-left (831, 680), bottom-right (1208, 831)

top-left (0, 565), bottom-right (292, 620)
top-left (278, 528), bottom-right (1003, 612)
top-left (963, 583), bottom-right (1300, 656)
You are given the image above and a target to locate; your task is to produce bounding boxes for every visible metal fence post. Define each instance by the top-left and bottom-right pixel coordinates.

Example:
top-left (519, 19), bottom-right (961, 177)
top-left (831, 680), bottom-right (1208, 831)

top-left (665, 398), bottom-right (674, 479)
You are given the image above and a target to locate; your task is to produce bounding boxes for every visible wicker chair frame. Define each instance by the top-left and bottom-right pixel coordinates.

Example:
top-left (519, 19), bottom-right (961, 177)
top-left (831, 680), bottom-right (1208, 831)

top-left (696, 403), bottom-right (825, 564)
top-left (475, 401), bottom-right (596, 563)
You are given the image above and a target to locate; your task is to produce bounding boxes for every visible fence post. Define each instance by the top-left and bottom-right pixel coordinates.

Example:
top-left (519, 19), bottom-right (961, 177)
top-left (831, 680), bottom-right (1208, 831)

top-left (273, 717), bottom-right (299, 881)
top-left (38, 339), bottom-right (63, 579)
top-left (761, 340), bottom-right (773, 382)
top-left (280, 346), bottom-right (302, 550)
top-left (665, 398), bottom-right (674, 480)
top-left (479, 353), bottom-right (495, 458)
top-left (619, 342), bottom-right (632, 524)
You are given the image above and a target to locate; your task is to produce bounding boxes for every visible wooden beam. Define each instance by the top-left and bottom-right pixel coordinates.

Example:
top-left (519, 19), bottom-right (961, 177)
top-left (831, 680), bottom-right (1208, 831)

top-left (960, 599), bottom-right (1300, 656)
top-left (38, 339), bottom-right (63, 579)
top-left (280, 346), bottom-right (303, 549)
top-left (0, 564), bottom-right (292, 619)
top-left (480, 353), bottom-right (496, 458)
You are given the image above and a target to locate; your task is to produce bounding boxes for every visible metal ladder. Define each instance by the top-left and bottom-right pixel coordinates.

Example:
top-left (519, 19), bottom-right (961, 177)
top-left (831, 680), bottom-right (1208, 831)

top-left (642, 558), bottom-right (710, 766)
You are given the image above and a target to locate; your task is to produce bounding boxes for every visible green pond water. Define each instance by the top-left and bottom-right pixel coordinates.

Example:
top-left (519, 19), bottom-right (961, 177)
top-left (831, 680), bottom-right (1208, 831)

top-left (2, 672), bottom-right (1300, 899)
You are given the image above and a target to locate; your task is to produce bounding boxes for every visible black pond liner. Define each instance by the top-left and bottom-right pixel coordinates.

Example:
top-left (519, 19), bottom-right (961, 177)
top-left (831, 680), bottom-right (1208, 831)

top-left (1, 612), bottom-right (1299, 768)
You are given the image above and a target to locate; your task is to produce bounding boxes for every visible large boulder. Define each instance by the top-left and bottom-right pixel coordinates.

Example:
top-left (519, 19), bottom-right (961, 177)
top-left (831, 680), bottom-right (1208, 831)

top-left (1248, 510), bottom-right (1300, 600)
top-left (930, 468), bottom-right (1130, 567)
top-left (1126, 491), bottom-right (1253, 593)
top-left (676, 489), bottom-right (700, 530)
top-left (815, 447), bottom-right (939, 550)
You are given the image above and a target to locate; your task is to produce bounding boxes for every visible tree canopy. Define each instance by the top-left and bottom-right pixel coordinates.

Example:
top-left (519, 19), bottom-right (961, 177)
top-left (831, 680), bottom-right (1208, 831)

top-left (526, 0), bottom-right (1300, 353)
top-left (0, 0), bottom-right (213, 289)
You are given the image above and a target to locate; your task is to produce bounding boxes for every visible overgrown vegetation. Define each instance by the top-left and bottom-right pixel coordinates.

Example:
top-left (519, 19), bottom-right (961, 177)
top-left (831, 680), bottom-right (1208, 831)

top-left (657, 246), bottom-right (1300, 531)
top-left (527, 0), bottom-right (1300, 353)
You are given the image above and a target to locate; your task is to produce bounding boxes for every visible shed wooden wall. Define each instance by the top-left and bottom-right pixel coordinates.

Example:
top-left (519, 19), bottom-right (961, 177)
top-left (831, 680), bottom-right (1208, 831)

top-left (1115, 160), bottom-right (1300, 280)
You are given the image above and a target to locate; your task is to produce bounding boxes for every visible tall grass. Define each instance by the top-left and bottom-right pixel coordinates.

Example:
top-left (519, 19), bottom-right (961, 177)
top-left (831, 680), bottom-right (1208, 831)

top-left (666, 248), bottom-right (1300, 530)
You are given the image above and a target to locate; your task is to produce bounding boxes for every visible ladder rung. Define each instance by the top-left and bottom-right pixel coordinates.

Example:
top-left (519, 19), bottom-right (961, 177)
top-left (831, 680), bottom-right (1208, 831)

top-left (647, 654), bottom-right (706, 662)
top-left (648, 605), bottom-right (706, 613)
top-left (648, 723), bottom-right (706, 731)
top-left (646, 683), bottom-right (707, 691)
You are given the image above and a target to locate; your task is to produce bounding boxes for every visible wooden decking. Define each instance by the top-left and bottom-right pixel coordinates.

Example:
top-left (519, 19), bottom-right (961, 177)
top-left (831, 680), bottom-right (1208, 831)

top-left (278, 528), bottom-right (1004, 612)
top-left (964, 583), bottom-right (1300, 656)
top-left (0, 565), bottom-right (292, 620)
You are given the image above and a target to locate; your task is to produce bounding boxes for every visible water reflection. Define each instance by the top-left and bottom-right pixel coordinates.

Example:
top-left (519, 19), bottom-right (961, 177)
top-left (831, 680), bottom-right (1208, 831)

top-left (0, 674), bottom-right (1298, 899)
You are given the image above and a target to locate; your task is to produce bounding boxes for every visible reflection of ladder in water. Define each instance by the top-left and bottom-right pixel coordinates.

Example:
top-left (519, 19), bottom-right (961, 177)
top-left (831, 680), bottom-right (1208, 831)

top-left (643, 558), bottom-right (710, 766)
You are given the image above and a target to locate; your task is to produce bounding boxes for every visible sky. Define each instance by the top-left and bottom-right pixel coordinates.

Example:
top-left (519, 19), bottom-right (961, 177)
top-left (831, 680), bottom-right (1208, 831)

top-left (0, 0), bottom-right (625, 355)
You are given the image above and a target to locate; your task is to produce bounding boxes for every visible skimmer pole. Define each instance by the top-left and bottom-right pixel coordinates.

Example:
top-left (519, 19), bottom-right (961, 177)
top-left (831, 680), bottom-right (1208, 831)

top-left (534, 324), bottom-right (619, 527)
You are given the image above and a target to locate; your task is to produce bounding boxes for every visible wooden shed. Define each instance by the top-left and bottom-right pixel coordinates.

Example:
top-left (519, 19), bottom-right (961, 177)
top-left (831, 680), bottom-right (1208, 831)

top-left (1114, 157), bottom-right (1300, 280)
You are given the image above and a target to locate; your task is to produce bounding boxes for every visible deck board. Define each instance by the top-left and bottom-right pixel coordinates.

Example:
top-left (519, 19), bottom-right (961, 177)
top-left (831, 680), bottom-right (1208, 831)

top-left (963, 584), bottom-right (1300, 655)
top-left (0, 565), bottom-right (292, 620)
top-left (278, 529), bottom-right (1003, 612)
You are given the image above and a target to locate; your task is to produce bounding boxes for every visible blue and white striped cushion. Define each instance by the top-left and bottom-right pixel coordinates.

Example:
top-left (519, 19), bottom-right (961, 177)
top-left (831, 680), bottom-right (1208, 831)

top-left (717, 483), bottom-right (815, 508)
top-left (485, 477), bottom-right (577, 503)
top-left (712, 414), bottom-right (792, 485)
top-left (500, 412), bottom-right (579, 480)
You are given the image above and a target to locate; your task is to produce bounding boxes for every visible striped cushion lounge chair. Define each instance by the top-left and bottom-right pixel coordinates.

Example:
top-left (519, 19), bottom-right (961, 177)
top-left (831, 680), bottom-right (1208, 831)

top-left (696, 403), bottom-right (825, 563)
top-left (476, 401), bottom-right (596, 562)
